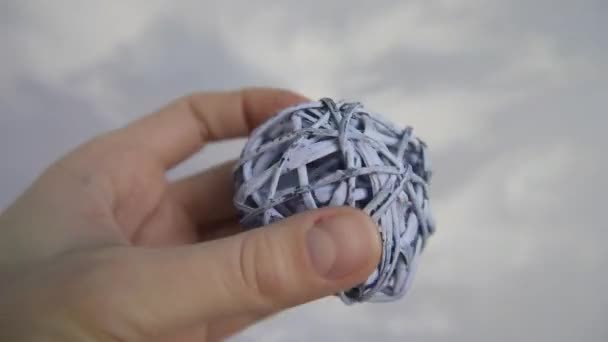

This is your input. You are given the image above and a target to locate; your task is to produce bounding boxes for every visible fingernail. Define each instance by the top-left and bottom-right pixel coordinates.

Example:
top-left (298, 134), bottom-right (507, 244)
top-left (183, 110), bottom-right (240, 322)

top-left (306, 212), bottom-right (379, 279)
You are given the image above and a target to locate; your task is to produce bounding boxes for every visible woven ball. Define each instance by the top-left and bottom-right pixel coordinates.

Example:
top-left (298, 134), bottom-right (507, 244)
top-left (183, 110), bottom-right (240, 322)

top-left (233, 98), bottom-right (435, 304)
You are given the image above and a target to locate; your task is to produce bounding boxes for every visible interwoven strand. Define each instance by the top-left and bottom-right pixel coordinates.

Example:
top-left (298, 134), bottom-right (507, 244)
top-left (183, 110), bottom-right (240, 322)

top-left (233, 98), bottom-right (435, 303)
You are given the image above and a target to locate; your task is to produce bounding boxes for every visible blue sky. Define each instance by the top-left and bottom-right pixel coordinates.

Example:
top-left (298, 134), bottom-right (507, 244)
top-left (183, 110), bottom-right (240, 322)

top-left (1, 1), bottom-right (606, 341)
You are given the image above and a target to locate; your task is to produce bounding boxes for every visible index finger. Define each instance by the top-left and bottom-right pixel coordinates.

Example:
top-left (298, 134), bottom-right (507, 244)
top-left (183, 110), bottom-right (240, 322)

top-left (114, 87), bottom-right (308, 169)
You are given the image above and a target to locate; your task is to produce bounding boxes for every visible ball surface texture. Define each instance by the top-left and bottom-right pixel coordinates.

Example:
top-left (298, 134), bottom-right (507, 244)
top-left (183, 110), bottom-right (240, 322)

top-left (234, 98), bottom-right (435, 303)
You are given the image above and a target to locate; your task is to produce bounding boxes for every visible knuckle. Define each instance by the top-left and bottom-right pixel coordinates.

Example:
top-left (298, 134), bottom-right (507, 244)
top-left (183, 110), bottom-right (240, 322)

top-left (237, 230), bottom-right (289, 310)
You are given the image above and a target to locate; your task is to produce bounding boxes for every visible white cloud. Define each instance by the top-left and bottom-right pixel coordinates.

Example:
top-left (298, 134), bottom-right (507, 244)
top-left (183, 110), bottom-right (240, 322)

top-left (362, 87), bottom-right (513, 148)
top-left (504, 144), bottom-right (578, 218)
top-left (214, 1), bottom-right (491, 98)
top-left (10, 1), bottom-right (169, 81)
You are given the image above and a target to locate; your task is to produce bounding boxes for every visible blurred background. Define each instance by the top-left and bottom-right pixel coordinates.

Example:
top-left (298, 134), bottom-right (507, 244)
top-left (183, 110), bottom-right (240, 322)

top-left (1, 1), bottom-right (606, 341)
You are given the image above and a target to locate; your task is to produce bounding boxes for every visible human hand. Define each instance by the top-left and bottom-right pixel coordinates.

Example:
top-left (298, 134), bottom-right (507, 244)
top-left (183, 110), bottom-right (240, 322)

top-left (0, 88), bottom-right (381, 341)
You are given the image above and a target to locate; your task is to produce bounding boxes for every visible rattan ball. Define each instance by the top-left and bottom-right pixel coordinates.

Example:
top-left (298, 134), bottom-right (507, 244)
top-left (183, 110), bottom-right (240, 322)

top-left (233, 98), bottom-right (435, 303)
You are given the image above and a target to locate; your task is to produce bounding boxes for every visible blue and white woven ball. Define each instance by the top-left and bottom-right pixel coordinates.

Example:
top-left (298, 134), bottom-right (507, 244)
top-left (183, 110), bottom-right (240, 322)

top-left (233, 98), bottom-right (435, 304)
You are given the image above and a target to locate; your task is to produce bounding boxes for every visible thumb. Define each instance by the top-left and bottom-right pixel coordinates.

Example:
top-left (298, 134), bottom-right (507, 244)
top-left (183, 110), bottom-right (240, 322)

top-left (113, 207), bottom-right (380, 335)
top-left (197, 206), bottom-right (381, 315)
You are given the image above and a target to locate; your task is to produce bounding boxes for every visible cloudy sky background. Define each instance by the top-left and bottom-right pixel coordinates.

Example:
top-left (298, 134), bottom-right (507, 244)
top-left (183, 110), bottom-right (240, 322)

top-left (1, 1), bottom-right (606, 341)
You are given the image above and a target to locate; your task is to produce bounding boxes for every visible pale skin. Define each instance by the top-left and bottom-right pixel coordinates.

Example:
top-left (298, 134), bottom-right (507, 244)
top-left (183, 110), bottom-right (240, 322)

top-left (0, 88), bottom-right (381, 341)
